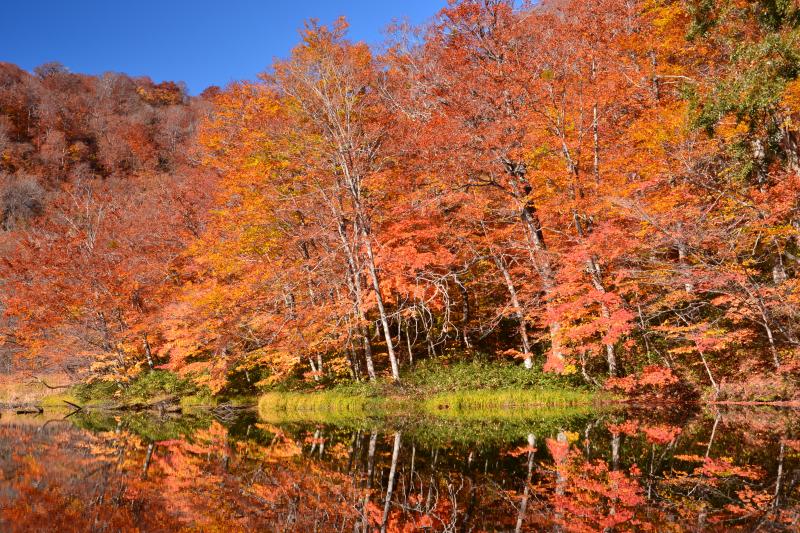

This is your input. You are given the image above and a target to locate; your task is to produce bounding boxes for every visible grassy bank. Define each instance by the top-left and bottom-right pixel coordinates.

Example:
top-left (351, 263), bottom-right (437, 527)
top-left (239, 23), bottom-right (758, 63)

top-left (424, 387), bottom-right (598, 412)
top-left (258, 361), bottom-right (603, 421)
top-left (7, 361), bottom-right (600, 417)
top-left (33, 370), bottom-right (217, 411)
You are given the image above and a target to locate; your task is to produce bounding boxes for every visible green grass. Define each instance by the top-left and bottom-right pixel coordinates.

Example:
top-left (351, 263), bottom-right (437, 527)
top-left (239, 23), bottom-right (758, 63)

top-left (72, 370), bottom-right (210, 407)
top-left (402, 406), bottom-right (607, 447)
top-left (423, 388), bottom-right (598, 413)
top-left (71, 410), bottom-right (213, 440)
top-left (259, 390), bottom-right (381, 414)
top-left (40, 391), bottom-right (81, 408)
top-left (258, 361), bottom-right (602, 424)
top-left (403, 359), bottom-right (586, 393)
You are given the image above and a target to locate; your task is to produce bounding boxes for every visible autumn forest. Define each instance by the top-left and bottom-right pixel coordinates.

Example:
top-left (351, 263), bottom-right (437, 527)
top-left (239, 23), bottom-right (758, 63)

top-left (3, 0), bottom-right (800, 531)
top-left (2, 0), bottom-right (800, 404)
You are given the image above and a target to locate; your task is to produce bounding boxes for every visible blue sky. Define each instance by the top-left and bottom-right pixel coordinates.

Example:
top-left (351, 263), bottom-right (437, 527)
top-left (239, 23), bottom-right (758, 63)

top-left (0, 0), bottom-right (444, 94)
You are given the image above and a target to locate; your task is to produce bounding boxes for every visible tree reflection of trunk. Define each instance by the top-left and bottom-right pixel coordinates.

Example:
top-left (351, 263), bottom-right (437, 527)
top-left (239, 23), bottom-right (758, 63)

top-left (773, 440), bottom-right (785, 513)
top-left (404, 443), bottom-right (415, 510)
top-left (647, 443), bottom-right (654, 500)
top-left (426, 447), bottom-right (439, 514)
top-left (515, 433), bottom-right (536, 533)
top-left (141, 441), bottom-right (155, 479)
top-left (359, 430), bottom-right (378, 532)
top-left (107, 420), bottom-right (128, 511)
top-left (706, 411), bottom-right (721, 459)
top-left (410, 443), bottom-right (416, 492)
top-left (310, 428), bottom-right (320, 455)
top-left (348, 429), bottom-right (361, 473)
top-left (553, 431), bottom-right (567, 533)
top-left (381, 432), bottom-right (402, 532)
top-left (584, 419), bottom-right (599, 458)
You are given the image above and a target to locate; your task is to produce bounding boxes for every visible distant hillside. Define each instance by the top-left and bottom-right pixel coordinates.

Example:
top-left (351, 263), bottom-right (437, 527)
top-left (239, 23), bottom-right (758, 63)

top-left (0, 62), bottom-right (214, 375)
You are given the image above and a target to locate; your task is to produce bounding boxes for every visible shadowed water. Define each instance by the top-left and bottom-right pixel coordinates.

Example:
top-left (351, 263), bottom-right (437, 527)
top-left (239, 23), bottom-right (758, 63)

top-left (0, 405), bottom-right (798, 532)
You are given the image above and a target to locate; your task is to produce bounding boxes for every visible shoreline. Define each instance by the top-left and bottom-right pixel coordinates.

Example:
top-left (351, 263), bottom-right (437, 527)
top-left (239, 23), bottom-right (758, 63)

top-left (3, 391), bottom-right (800, 415)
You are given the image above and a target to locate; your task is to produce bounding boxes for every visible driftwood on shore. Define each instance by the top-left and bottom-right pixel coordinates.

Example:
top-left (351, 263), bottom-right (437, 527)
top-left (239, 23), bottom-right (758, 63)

top-left (15, 406), bottom-right (44, 415)
top-left (28, 376), bottom-right (74, 390)
top-left (63, 400), bottom-right (83, 411)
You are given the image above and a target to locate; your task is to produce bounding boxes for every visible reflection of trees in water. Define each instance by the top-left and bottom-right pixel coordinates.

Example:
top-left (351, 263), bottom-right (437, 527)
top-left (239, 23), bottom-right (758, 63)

top-left (0, 408), bottom-right (798, 531)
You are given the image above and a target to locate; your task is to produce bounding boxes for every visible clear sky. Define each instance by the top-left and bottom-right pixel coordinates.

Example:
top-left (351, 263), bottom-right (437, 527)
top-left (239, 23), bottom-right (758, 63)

top-left (0, 0), bottom-right (444, 94)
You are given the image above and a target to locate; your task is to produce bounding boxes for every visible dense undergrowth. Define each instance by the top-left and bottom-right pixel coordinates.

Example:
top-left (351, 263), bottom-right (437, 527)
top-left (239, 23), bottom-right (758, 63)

top-left (71, 370), bottom-right (213, 407)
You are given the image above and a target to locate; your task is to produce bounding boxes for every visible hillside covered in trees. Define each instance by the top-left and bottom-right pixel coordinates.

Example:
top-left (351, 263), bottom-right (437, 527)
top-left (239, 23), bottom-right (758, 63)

top-left (2, 0), bottom-right (800, 402)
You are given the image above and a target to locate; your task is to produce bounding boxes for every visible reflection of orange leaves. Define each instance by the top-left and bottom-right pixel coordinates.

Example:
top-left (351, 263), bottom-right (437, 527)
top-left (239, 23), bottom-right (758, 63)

top-left (694, 457), bottom-right (764, 481)
top-left (365, 501), bottom-right (383, 528)
top-left (546, 437), bottom-right (570, 464)
top-left (251, 483), bottom-right (282, 505)
top-left (724, 487), bottom-right (773, 516)
top-left (416, 514), bottom-right (434, 529)
top-left (642, 424), bottom-right (681, 445)
top-left (22, 455), bottom-right (43, 478)
top-left (506, 445), bottom-right (537, 457)
top-left (551, 453), bottom-right (646, 532)
top-left (674, 454), bottom-right (705, 463)
top-left (156, 439), bottom-right (184, 447)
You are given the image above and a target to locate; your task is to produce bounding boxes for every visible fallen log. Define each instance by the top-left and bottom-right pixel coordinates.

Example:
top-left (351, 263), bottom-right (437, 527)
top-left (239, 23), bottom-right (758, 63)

top-left (29, 377), bottom-right (73, 390)
top-left (63, 400), bottom-right (83, 411)
top-left (16, 406), bottom-right (44, 414)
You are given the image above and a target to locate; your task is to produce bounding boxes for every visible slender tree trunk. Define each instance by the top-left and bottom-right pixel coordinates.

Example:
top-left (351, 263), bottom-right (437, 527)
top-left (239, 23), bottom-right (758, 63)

top-left (698, 348), bottom-right (718, 395)
top-left (495, 255), bottom-right (533, 369)
top-left (574, 214), bottom-right (618, 376)
top-left (521, 191), bottom-right (564, 370)
top-left (764, 316), bottom-right (781, 371)
top-left (347, 337), bottom-right (361, 381)
top-left (553, 431), bottom-right (568, 530)
top-left (362, 229), bottom-right (400, 381)
top-left (586, 257), bottom-right (617, 376)
top-left (405, 319), bottom-right (414, 366)
top-left (611, 432), bottom-right (620, 471)
top-left (308, 357), bottom-right (319, 381)
top-left (335, 214), bottom-right (377, 381)
top-left (142, 334), bottom-right (154, 370)
top-left (362, 324), bottom-right (377, 381)
top-left (676, 224), bottom-right (694, 293)
top-left (592, 103), bottom-right (600, 184)
top-left (505, 160), bottom-right (564, 371)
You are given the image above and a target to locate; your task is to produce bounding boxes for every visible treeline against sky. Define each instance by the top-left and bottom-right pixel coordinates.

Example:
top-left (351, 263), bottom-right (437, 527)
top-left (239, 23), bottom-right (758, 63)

top-left (1, 0), bottom-right (799, 397)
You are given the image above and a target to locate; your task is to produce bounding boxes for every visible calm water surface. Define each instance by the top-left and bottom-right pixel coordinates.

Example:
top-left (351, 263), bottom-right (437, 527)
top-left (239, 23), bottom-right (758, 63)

top-left (0, 405), bottom-right (798, 532)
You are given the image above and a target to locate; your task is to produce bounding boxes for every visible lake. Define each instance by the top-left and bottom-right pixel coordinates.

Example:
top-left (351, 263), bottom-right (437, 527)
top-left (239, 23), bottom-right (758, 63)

top-left (0, 404), bottom-right (798, 531)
